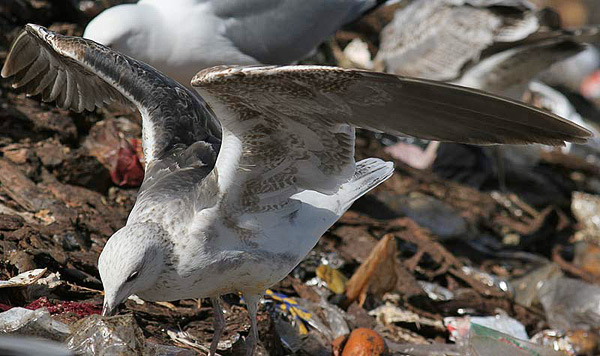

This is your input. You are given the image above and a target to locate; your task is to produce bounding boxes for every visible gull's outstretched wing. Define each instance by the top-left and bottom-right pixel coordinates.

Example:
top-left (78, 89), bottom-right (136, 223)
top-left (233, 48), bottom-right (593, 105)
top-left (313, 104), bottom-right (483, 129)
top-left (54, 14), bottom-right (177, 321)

top-left (192, 65), bottom-right (591, 230)
top-left (2, 27), bottom-right (132, 113)
top-left (1, 25), bottom-right (221, 195)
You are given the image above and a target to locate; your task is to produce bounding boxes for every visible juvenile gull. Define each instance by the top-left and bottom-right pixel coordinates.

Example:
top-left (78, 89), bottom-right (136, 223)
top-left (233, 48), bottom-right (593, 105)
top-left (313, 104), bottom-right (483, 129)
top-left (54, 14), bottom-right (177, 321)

top-left (2, 25), bottom-right (592, 355)
top-left (83, 0), bottom-right (388, 86)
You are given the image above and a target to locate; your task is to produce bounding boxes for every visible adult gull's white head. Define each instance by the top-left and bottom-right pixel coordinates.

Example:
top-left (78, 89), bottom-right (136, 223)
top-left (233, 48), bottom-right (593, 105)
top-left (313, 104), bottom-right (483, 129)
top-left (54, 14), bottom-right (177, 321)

top-left (84, 4), bottom-right (159, 67)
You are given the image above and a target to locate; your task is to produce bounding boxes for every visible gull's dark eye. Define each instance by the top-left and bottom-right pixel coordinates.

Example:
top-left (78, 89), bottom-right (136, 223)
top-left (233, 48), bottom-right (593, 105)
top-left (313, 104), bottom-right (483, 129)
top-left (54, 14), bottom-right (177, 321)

top-left (126, 271), bottom-right (139, 283)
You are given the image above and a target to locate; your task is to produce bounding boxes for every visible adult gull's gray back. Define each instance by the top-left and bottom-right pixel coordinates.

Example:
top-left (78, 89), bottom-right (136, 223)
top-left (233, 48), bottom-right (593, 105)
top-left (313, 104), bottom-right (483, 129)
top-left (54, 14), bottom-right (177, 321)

top-left (83, 0), bottom-right (386, 86)
top-left (1, 25), bottom-right (592, 355)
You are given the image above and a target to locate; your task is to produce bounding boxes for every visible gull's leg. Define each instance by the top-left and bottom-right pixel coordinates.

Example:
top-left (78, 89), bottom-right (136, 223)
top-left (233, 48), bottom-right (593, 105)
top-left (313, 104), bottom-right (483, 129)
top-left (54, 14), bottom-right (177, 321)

top-left (209, 297), bottom-right (225, 356)
top-left (243, 293), bottom-right (262, 356)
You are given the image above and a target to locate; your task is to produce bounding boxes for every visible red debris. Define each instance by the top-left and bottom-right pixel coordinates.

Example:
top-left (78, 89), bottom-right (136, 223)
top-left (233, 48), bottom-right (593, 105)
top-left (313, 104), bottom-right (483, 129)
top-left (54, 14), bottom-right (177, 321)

top-left (24, 297), bottom-right (101, 317)
top-left (110, 139), bottom-right (145, 187)
top-left (581, 70), bottom-right (600, 99)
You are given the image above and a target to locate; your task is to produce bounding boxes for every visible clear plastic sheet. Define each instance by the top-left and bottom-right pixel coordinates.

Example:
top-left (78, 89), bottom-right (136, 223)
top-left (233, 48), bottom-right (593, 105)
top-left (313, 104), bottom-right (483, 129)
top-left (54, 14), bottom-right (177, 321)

top-left (538, 276), bottom-right (600, 330)
top-left (0, 307), bottom-right (70, 341)
top-left (67, 314), bottom-right (194, 356)
top-left (467, 323), bottom-right (565, 356)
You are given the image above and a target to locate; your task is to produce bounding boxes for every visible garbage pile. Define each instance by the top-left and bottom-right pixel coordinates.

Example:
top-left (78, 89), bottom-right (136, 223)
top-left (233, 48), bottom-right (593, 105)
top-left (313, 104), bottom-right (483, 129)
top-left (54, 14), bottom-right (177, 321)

top-left (2, 0), bottom-right (600, 355)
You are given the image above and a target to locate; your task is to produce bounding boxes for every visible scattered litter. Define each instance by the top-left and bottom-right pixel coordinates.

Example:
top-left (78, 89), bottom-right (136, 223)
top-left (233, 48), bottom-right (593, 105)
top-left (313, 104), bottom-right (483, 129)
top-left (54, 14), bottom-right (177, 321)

top-left (342, 38), bottom-right (373, 70)
top-left (531, 329), bottom-right (600, 356)
top-left (538, 276), bottom-right (600, 330)
top-left (572, 191), bottom-right (600, 243)
top-left (67, 314), bottom-right (144, 355)
top-left (343, 233), bottom-right (397, 307)
top-left (445, 314), bottom-right (528, 343)
top-left (0, 268), bottom-right (47, 288)
top-left (84, 119), bottom-right (144, 187)
top-left (341, 328), bottom-right (386, 356)
top-left (126, 295), bottom-right (145, 305)
top-left (386, 342), bottom-right (461, 356)
top-left (394, 193), bottom-right (468, 240)
top-left (371, 304), bottom-right (444, 331)
top-left (266, 289), bottom-right (313, 335)
top-left (510, 262), bottom-right (563, 307)
top-left (467, 323), bottom-right (564, 356)
top-left (166, 329), bottom-right (217, 355)
top-left (316, 265), bottom-right (348, 295)
top-left (25, 297), bottom-right (101, 317)
top-left (384, 141), bottom-right (439, 170)
top-left (461, 266), bottom-right (512, 296)
top-left (0, 307), bottom-right (71, 341)
top-left (418, 281), bottom-right (454, 301)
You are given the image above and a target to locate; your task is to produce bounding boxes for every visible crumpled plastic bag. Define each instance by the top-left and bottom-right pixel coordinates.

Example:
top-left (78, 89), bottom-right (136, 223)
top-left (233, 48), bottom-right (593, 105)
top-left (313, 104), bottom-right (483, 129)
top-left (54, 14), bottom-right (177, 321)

top-left (468, 323), bottom-right (564, 356)
top-left (66, 314), bottom-right (193, 356)
top-left (0, 307), bottom-right (70, 341)
top-left (538, 276), bottom-right (600, 330)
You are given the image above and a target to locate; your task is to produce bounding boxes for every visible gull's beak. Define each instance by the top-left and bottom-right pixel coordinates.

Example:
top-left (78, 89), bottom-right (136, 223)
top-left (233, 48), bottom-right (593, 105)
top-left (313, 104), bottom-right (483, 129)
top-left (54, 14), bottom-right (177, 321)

top-left (102, 301), bottom-right (116, 316)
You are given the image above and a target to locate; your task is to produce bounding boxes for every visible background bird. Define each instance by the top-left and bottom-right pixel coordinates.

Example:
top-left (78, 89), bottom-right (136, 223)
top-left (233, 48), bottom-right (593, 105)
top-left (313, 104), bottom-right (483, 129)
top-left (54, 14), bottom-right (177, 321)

top-left (83, 0), bottom-right (389, 86)
top-left (375, 0), bottom-right (598, 100)
top-left (374, 0), bottom-right (600, 190)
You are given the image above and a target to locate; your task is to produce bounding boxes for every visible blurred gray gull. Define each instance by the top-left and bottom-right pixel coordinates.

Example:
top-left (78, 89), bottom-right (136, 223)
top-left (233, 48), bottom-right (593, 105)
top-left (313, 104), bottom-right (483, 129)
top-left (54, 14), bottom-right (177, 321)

top-left (83, 0), bottom-right (388, 86)
top-left (1, 25), bottom-right (591, 355)
top-left (375, 0), bottom-right (600, 180)
top-left (0, 335), bottom-right (72, 356)
top-left (375, 0), bottom-right (599, 99)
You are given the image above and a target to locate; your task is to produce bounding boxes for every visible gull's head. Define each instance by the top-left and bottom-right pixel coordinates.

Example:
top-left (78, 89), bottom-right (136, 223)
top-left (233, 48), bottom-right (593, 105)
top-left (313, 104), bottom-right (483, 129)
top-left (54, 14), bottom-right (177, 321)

top-left (98, 222), bottom-right (168, 316)
top-left (83, 4), bottom-right (152, 57)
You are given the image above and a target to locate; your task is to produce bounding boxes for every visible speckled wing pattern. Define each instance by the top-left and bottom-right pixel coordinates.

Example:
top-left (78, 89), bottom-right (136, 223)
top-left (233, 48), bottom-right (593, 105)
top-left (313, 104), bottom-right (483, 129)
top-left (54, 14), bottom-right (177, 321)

top-left (1, 25), bottom-right (221, 197)
top-left (192, 65), bottom-right (591, 222)
top-left (375, 0), bottom-right (539, 80)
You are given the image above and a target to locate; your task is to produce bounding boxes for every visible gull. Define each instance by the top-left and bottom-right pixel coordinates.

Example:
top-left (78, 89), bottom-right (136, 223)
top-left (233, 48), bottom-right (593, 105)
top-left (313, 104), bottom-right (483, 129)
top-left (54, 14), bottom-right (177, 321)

top-left (83, 0), bottom-right (388, 86)
top-left (1, 25), bottom-right (591, 355)
top-left (375, 0), bottom-right (599, 184)
top-left (525, 81), bottom-right (600, 157)
top-left (540, 46), bottom-right (600, 94)
top-left (375, 0), bottom-right (599, 99)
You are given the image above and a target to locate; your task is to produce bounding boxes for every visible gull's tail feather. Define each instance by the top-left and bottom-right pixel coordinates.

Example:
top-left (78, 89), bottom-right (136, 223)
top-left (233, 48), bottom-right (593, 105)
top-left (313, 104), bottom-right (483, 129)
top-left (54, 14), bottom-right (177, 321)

top-left (292, 158), bottom-right (394, 217)
top-left (336, 158), bottom-right (394, 213)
